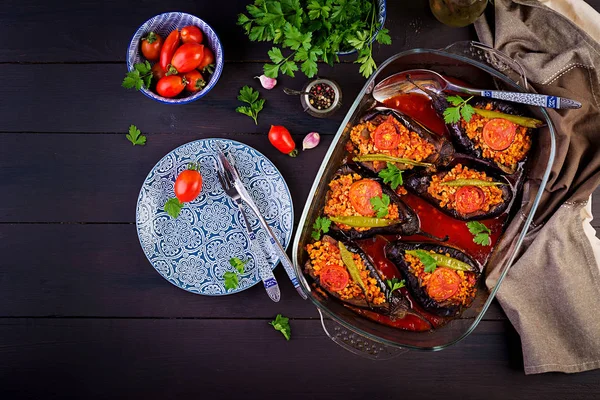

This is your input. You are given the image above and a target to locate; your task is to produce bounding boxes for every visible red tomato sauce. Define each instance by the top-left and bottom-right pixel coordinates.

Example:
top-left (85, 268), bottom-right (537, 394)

top-left (383, 92), bottom-right (447, 136)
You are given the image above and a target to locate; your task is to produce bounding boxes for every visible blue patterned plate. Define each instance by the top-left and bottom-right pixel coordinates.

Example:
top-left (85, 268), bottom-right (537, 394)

top-left (136, 139), bottom-right (294, 295)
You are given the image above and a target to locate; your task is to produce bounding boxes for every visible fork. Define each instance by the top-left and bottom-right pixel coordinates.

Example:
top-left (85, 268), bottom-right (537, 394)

top-left (215, 154), bottom-right (281, 302)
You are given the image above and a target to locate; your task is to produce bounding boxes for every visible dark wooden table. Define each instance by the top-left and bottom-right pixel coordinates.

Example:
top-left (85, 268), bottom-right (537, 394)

top-left (2, 1), bottom-right (600, 399)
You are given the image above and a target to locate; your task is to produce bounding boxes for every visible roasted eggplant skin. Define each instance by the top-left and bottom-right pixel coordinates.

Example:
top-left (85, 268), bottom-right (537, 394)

top-left (433, 97), bottom-right (529, 174)
top-left (304, 234), bottom-right (386, 309)
top-left (385, 241), bottom-right (481, 317)
top-left (403, 157), bottom-right (514, 221)
top-left (358, 107), bottom-right (455, 168)
top-left (327, 164), bottom-right (421, 240)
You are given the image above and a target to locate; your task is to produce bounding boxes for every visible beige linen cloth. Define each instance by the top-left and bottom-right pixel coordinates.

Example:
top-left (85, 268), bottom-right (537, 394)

top-left (473, 0), bottom-right (600, 374)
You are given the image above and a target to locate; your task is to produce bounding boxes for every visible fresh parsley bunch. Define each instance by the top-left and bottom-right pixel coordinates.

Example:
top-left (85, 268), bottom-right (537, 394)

top-left (237, 0), bottom-right (392, 78)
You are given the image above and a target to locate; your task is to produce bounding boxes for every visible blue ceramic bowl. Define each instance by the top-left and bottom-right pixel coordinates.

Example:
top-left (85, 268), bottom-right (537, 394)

top-left (337, 0), bottom-right (387, 56)
top-left (127, 12), bottom-right (224, 104)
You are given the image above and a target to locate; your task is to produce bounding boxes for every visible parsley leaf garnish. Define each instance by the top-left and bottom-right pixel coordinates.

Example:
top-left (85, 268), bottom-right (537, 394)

top-left (122, 60), bottom-right (152, 91)
top-left (311, 216), bottom-right (331, 240)
top-left (270, 314), bottom-right (291, 341)
top-left (236, 86), bottom-right (264, 125)
top-left (164, 198), bottom-right (183, 219)
top-left (385, 277), bottom-right (405, 300)
top-left (237, 0), bottom-right (391, 78)
top-left (378, 163), bottom-right (404, 190)
top-left (229, 257), bottom-right (249, 274)
top-left (223, 271), bottom-right (239, 290)
top-left (370, 194), bottom-right (390, 218)
top-left (443, 95), bottom-right (475, 124)
top-left (413, 249), bottom-right (438, 273)
top-left (126, 124), bottom-right (146, 146)
top-left (467, 221), bottom-right (492, 246)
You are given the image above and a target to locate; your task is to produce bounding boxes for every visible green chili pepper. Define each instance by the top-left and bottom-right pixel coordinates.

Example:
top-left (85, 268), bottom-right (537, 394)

top-left (330, 216), bottom-right (400, 228)
top-left (473, 108), bottom-right (543, 128)
top-left (337, 242), bottom-right (367, 293)
top-left (405, 250), bottom-right (473, 272)
top-left (440, 179), bottom-right (504, 187)
top-left (353, 155), bottom-right (433, 168)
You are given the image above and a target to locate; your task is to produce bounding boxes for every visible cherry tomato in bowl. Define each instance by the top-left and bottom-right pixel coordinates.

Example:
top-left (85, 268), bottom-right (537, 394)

top-left (141, 32), bottom-right (164, 61)
top-left (183, 70), bottom-right (206, 93)
top-left (197, 47), bottom-right (215, 73)
top-left (166, 43), bottom-right (205, 75)
top-left (181, 25), bottom-right (204, 44)
top-left (156, 75), bottom-right (188, 98)
top-left (159, 29), bottom-right (180, 72)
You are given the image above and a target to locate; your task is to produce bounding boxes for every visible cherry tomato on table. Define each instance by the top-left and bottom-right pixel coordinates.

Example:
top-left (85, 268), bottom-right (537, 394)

top-left (349, 179), bottom-right (383, 216)
top-left (141, 31), bottom-right (164, 61)
top-left (174, 166), bottom-right (203, 203)
top-left (159, 29), bottom-right (180, 72)
top-left (181, 25), bottom-right (204, 44)
top-left (156, 75), bottom-right (188, 98)
top-left (268, 125), bottom-right (298, 157)
top-left (166, 43), bottom-right (205, 75)
top-left (197, 47), bottom-right (215, 73)
top-left (183, 70), bottom-right (206, 93)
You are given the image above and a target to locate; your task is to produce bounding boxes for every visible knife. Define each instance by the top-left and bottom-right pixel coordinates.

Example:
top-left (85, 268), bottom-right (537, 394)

top-left (215, 144), bottom-right (307, 300)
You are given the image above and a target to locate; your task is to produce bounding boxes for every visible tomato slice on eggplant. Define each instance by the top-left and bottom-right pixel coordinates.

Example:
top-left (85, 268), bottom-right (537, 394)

top-left (455, 186), bottom-right (485, 214)
top-left (427, 268), bottom-right (460, 301)
top-left (482, 118), bottom-right (517, 151)
top-left (349, 179), bottom-right (382, 216)
top-left (320, 265), bottom-right (349, 292)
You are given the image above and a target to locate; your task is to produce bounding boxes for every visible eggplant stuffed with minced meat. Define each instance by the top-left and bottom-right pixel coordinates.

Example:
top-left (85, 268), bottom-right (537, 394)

top-left (385, 241), bottom-right (481, 317)
top-left (404, 162), bottom-right (513, 221)
top-left (322, 165), bottom-right (445, 241)
top-left (346, 108), bottom-right (454, 173)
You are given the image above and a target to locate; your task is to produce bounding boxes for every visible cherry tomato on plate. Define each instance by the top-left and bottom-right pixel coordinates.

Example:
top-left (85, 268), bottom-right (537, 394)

top-left (159, 29), bottom-right (180, 72)
top-left (349, 179), bottom-right (383, 216)
top-left (167, 43), bottom-right (205, 75)
top-left (141, 31), bottom-right (164, 61)
top-left (181, 25), bottom-right (204, 44)
top-left (455, 186), bottom-right (485, 214)
top-left (151, 63), bottom-right (166, 81)
top-left (320, 265), bottom-right (349, 292)
top-left (197, 47), bottom-right (215, 72)
top-left (183, 70), bottom-right (206, 93)
top-left (156, 75), bottom-right (188, 98)
top-left (268, 125), bottom-right (298, 157)
top-left (174, 165), bottom-right (203, 203)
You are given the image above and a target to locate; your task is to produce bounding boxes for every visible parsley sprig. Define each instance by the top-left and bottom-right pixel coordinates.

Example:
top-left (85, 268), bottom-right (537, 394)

top-left (412, 249), bottom-right (438, 273)
top-left (370, 193), bottom-right (390, 218)
top-left (164, 198), bottom-right (183, 219)
top-left (385, 278), bottom-right (405, 300)
top-left (378, 163), bottom-right (403, 190)
top-left (311, 216), bottom-right (331, 240)
top-left (270, 314), bottom-right (291, 340)
top-left (224, 257), bottom-right (249, 290)
top-left (122, 61), bottom-right (153, 91)
top-left (126, 124), bottom-right (146, 146)
top-left (236, 86), bottom-right (265, 125)
top-left (443, 95), bottom-right (475, 124)
top-left (237, 0), bottom-right (392, 78)
top-left (467, 221), bottom-right (492, 246)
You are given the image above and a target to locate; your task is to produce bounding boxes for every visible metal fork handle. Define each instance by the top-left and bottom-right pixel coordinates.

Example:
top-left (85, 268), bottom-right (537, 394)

top-left (234, 201), bottom-right (280, 303)
top-left (244, 199), bottom-right (308, 300)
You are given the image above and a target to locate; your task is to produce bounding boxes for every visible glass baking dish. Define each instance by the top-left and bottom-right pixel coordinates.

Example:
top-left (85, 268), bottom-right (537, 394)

top-left (291, 42), bottom-right (556, 358)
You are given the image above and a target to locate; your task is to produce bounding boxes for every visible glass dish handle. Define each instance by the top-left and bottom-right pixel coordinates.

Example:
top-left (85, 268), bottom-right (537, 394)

top-left (317, 309), bottom-right (407, 360)
top-left (443, 41), bottom-right (529, 90)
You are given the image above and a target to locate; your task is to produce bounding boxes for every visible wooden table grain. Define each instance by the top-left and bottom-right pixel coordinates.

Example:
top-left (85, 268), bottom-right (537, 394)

top-left (1, 1), bottom-right (599, 399)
